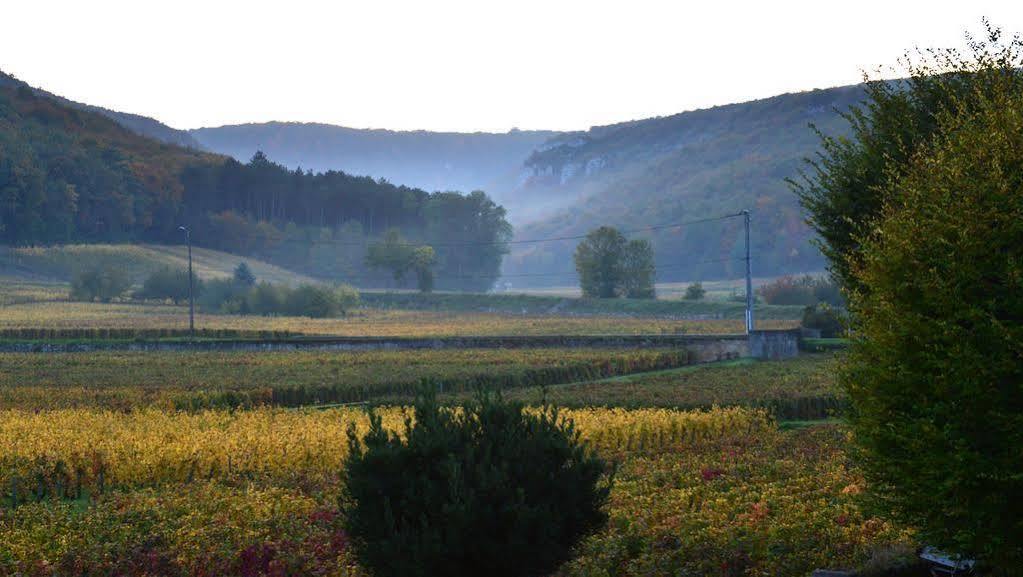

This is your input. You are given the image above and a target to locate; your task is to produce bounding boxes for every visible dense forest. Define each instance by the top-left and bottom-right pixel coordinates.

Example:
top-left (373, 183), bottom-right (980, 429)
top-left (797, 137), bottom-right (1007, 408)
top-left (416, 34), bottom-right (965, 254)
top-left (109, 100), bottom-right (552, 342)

top-left (0, 73), bottom-right (511, 291)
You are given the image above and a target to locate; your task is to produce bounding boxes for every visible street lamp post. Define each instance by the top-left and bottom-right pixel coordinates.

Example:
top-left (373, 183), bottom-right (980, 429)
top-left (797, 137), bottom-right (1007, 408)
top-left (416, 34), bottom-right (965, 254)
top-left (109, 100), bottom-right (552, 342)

top-left (178, 226), bottom-right (195, 338)
top-left (743, 210), bottom-right (754, 334)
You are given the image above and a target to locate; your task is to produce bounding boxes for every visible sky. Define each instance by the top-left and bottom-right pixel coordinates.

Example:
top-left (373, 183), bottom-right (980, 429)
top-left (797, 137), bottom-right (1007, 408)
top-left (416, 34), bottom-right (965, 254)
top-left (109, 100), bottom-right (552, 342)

top-left (2, 0), bottom-right (1021, 133)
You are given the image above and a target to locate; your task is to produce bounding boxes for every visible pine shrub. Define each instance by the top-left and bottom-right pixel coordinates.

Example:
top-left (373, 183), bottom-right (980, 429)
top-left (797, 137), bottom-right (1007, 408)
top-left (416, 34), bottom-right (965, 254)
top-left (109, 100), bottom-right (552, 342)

top-left (342, 389), bottom-right (611, 577)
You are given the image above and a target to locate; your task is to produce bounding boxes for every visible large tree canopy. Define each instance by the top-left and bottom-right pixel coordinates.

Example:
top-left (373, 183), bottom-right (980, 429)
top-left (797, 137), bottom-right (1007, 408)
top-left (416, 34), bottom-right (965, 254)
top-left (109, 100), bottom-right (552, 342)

top-left (573, 227), bottom-right (655, 299)
top-left (846, 77), bottom-right (1023, 572)
top-left (811, 25), bottom-right (1023, 572)
top-left (791, 22), bottom-right (1023, 294)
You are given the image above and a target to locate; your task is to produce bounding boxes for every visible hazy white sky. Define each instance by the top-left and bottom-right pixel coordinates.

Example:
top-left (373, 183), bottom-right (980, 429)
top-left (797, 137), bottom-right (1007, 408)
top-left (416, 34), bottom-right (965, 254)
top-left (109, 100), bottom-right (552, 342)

top-left (2, 0), bottom-right (1021, 132)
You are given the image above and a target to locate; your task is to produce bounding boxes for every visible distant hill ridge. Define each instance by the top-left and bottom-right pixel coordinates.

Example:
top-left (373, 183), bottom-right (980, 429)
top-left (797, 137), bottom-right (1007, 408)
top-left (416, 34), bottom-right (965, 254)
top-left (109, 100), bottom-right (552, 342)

top-left (189, 122), bottom-right (557, 196)
top-left (0, 74), bottom-right (514, 291)
top-left (0, 71), bottom-right (205, 149)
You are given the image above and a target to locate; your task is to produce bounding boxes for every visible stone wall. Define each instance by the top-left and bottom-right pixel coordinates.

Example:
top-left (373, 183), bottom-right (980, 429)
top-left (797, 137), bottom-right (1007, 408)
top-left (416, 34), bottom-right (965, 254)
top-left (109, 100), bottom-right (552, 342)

top-left (0, 331), bottom-right (800, 360)
top-left (749, 329), bottom-right (801, 359)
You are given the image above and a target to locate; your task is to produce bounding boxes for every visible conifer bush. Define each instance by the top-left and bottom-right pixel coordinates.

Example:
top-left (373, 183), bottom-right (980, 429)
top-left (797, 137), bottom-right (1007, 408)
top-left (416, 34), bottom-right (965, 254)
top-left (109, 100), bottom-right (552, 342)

top-left (342, 389), bottom-right (611, 577)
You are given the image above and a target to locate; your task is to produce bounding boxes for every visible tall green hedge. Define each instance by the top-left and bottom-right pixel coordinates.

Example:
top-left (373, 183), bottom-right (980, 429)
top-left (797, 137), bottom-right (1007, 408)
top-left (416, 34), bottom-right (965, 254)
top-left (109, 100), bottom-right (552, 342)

top-left (845, 72), bottom-right (1023, 571)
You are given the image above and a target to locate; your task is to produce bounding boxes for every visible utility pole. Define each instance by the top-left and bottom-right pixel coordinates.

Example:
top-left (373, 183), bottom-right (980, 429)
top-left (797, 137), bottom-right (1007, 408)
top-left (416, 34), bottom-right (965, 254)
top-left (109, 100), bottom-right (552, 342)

top-left (743, 210), bottom-right (754, 334)
top-left (178, 226), bottom-right (195, 338)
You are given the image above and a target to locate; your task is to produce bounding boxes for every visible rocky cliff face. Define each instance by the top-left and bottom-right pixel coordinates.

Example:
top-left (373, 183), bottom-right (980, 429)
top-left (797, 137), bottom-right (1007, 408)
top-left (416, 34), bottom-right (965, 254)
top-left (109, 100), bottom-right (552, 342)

top-left (520, 135), bottom-right (607, 187)
top-left (503, 84), bottom-right (870, 284)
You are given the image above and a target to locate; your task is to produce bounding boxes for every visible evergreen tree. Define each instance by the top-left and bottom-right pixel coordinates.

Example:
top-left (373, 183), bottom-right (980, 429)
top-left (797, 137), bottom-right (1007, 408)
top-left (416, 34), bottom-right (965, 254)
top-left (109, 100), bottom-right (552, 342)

top-left (684, 282), bottom-right (706, 300)
top-left (343, 389), bottom-right (611, 577)
top-left (232, 261), bottom-right (256, 287)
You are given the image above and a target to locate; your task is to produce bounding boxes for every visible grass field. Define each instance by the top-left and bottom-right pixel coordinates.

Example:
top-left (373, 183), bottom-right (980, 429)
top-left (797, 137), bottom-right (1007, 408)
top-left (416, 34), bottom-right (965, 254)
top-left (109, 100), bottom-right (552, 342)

top-left (0, 301), bottom-right (798, 337)
top-left (359, 291), bottom-right (804, 319)
top-left (0, 276), bottom-right (67, 306)
top-left (0, 350), bottom-right (839, 413)
top-left (498, 274), bottom-right (824, 301)
top-left (0, 244), bottom-right (317, 285)
top-left (0, 348), bottom-right (694, 410)
top-left (0, 243), bottom-right (810, 306)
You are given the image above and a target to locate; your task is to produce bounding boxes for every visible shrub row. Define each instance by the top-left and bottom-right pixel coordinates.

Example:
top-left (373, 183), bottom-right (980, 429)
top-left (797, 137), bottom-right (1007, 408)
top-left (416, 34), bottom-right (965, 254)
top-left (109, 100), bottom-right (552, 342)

top-left (569, 395), bottom-right (847, 422)
top-left (171, 351), bottom-right (693, 410)
top-left (758, 275), bottom-right (844, 307)
top-left (200, 280), bottom-right (359, 318)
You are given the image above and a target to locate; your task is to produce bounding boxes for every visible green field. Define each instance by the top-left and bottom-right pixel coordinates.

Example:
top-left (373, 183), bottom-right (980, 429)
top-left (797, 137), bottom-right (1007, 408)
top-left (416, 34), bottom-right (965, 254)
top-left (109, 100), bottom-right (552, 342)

top-left (0, 301), bottom-right (797, 339)
top-left (360, 290), bottom-right (803, 318)
top-left (0, 244), bottom-right (318, 285)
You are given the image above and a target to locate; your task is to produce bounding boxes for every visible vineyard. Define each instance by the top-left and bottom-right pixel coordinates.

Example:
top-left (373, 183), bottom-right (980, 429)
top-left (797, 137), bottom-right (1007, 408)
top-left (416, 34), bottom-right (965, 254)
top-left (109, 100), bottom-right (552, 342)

top-left (0, 406), bottom-right (914, 576)
top-left (0, 301), bottom-right (797, 338)
top-left (0, 254), bottom-right (901, 575)
top-left (0, 348), bottom-right (693, 410)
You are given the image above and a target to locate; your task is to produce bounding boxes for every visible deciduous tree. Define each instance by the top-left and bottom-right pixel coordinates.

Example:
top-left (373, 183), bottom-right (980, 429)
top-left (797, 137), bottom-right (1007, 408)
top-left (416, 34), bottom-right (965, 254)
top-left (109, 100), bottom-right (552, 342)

top-left (844, 45), bottom-right (1023, 571)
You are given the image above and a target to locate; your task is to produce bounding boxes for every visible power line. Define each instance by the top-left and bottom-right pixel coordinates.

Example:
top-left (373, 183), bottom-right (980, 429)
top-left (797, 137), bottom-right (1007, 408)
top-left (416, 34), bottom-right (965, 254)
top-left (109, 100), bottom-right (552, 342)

top-left (292, 257), bottom-right (745, 284)
top-left (504, 213), bottom-right (744, 246)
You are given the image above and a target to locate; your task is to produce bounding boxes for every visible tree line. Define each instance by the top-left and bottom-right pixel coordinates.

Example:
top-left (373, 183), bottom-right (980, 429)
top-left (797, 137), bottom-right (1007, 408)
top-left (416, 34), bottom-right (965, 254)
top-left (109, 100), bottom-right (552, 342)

top-left (182, 154), bottom-right (511, 291)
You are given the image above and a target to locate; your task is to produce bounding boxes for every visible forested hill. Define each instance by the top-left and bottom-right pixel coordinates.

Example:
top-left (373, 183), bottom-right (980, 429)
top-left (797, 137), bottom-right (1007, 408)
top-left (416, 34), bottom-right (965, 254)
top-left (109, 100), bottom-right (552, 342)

top-left (0, 71), bottom-right (204, 149)
top-left (502, 85), bottom-right (867, 284)
top-left (189, 85), bottom-right (870, 282)
top-left (0, 74), bottom-right (512, 291)
top-left (190, 123), bottom-right (556, 199)
top-left (0, 73), bottom-right (220, 244)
